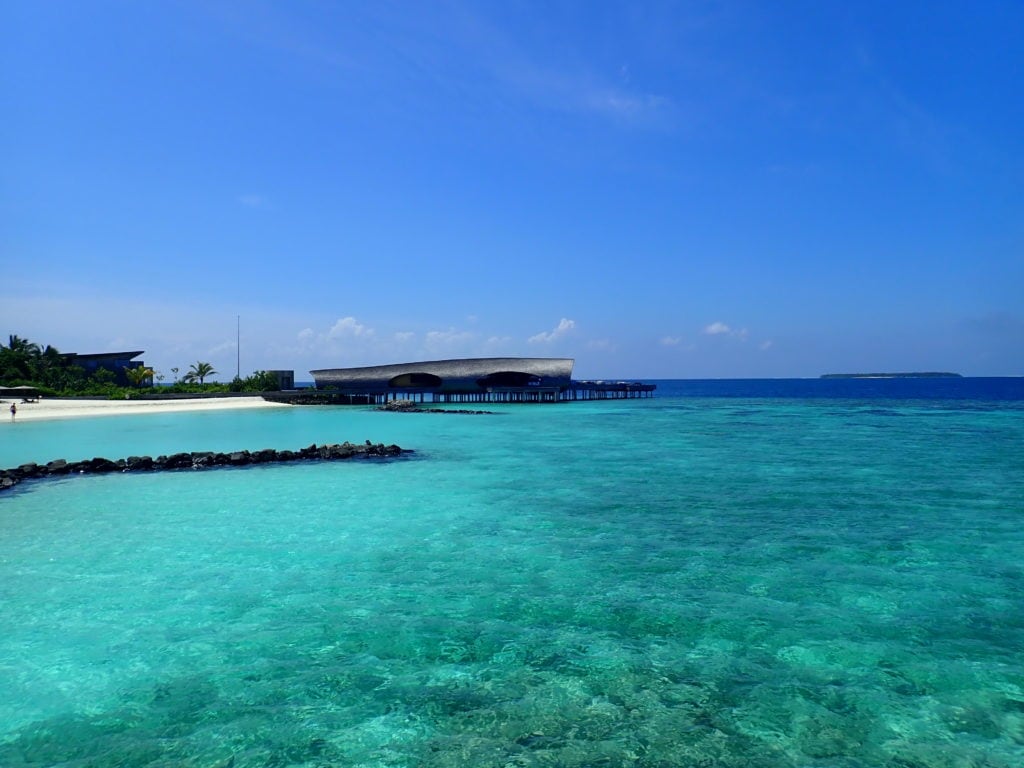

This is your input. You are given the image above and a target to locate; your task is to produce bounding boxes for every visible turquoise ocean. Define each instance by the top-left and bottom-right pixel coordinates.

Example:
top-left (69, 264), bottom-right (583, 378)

top-left (2, 379), bottom-right (1023, 767)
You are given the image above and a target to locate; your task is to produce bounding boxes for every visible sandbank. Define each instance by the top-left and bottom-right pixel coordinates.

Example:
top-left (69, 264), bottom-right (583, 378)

top-left (2, 396), bottom-right (287, 423)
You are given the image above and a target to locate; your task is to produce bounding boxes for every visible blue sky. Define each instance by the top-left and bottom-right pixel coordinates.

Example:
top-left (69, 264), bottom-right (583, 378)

top-left (2, 1), bottom-right (1022, 379)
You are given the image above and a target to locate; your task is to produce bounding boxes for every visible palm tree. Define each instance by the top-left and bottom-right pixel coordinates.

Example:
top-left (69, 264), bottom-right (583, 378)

top-left (1, 335), bottom-right (42, 381)
top-left (125, 365), bottom-right (156, 388)
top-left (185, 361), bottom-right (217, 385)
top-left (6, 335), bottom-right (41, 356)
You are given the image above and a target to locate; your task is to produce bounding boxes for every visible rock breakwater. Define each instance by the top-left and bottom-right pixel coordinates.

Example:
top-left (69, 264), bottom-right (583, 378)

top-left (0, 441), bottom-right (408, 494)
top-left (379, 399), bottom-right (494, 414)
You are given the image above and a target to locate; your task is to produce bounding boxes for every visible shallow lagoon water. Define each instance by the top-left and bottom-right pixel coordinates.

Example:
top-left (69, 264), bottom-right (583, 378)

top-left (1, 390), bottom-right (1023, 766)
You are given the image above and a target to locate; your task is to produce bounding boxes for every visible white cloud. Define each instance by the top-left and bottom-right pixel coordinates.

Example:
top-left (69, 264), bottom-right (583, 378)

top-left (293, 319), bottom-right (491, 365)
top-left (484, 335), bottom-right (513, 351)
top-left (328, 316), bottom-right (374, 339)
top-left (528, 318), bottom-right (576, 344)
top-left (703, 321), bottom-right (748, 340)
top-left (584, 90), bottom-right (670, 120)
top-left (587, 339), bottom-right (616, 351)
top-left (759, 340), bottom-right (774, 351)
top-left (661, 336), bottom-right (696, 352)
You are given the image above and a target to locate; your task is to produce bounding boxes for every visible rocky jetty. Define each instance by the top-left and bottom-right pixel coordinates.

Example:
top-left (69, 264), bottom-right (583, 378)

top-left (0, 441), bottom-right (408, 494)
top-left (379, 399), bottom-right (494, 415)
top-left (262, 391), bottom-right (375, 405)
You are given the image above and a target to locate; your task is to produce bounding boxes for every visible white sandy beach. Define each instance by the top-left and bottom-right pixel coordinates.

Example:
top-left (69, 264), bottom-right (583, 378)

top-left (2, 396), bottom-right (287, 423)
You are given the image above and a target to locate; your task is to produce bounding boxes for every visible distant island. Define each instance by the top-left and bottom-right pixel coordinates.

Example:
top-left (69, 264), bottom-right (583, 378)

top-left (821, 372), bottom-right (962, 379)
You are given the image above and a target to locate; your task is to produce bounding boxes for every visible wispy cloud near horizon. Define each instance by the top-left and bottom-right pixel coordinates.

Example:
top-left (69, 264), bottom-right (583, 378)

top-left (328, 317), bottom-right (374, 339)
top-left (703, 322), bottom-right (748, 340)
top-left (528, 318), bottom-right (576, 344)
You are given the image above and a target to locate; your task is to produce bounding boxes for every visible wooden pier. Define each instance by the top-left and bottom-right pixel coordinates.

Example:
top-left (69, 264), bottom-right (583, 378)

top-left (563, 380), bottom-right (656, 401)
top-left (267, 380), bottom-right (655, 406)
top-left (357, 380), bottom-right (655, 404)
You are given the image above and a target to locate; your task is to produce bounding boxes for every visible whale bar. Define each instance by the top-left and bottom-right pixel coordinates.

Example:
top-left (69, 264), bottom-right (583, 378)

top-left (307, 357), bottom-right (655, 404)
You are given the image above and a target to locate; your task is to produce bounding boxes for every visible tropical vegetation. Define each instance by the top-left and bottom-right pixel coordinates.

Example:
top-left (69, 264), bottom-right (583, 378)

top-left (183, 361), bottom-right (217, 385)
top-left (125, 365), bottom-right (156, 388)
top-left (0, 336), bottom-right (281, 398)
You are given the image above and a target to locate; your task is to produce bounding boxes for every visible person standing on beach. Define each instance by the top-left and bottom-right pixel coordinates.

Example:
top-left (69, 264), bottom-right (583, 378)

top-left (9, 403), bottom-right (15, 422)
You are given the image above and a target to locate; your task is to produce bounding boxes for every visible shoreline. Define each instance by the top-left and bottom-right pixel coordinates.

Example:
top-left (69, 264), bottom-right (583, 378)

top-left (2, 396), bottom-right (288, 423)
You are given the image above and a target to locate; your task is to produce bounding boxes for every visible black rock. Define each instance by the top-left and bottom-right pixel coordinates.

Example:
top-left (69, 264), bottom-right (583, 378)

top-left (46, 459), bottom-right (70, 475)
top-left (125, 456), bottom-right (154, 471)
top-left (87, 458), bottom-right (120, 473)
top-left (163, 453), bottom-right (193, 469)
top-left (191, 452), bottom-right (215, 468)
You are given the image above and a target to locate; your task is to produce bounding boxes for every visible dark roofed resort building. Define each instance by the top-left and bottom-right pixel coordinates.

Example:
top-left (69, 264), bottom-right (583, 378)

top-left (310, 357), bottom-right (654, 404)
top-left (65, 351), bottom-right (148, 387)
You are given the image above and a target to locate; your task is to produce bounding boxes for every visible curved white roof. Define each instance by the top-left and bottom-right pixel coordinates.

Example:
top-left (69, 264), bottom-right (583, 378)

top-left (310, 357), bottom-right (573, 392)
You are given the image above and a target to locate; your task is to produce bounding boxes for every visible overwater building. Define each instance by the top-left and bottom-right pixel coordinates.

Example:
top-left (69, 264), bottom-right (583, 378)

top-left (309, 357), bottom-right (654, 404)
